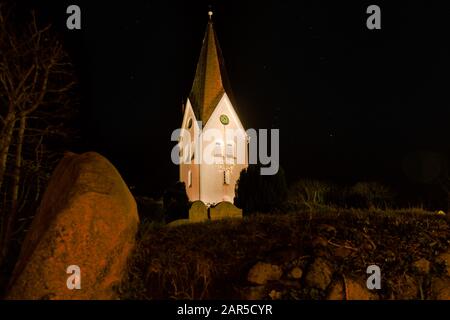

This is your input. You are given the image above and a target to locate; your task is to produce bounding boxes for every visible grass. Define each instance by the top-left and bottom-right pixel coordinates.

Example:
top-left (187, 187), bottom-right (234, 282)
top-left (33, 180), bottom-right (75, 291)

top-left (119, 208), bottom-right (450, 300)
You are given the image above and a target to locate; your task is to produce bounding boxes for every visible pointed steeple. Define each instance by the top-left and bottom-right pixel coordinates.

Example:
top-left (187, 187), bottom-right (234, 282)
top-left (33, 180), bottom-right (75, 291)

top-left (189, 11), bottom-right (233, 123)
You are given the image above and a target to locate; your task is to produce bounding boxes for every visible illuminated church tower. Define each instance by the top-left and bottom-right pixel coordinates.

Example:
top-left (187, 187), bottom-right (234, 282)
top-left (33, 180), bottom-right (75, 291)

top-left (179, 11), bottom-right (248, 206)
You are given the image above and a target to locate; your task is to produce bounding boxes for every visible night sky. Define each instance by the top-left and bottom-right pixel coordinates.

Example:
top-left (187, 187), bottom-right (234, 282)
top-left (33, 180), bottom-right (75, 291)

top-left (12, 1), bottom-right (450, 206)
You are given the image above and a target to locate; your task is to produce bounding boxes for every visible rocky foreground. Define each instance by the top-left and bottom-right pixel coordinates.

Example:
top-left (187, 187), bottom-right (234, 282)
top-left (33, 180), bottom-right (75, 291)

top-left (121, 210), bottom-right (450, 300)
top-left (3, 152), bottom-right (449, 300)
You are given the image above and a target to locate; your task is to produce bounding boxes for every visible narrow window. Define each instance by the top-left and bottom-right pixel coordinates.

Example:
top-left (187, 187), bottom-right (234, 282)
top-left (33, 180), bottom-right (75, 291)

top-left (214, 141), bottom-right (223, 157)
top-left (188, 170), bottom-right (192, 187)
top-left (226, 142), bottom-right (235, 158)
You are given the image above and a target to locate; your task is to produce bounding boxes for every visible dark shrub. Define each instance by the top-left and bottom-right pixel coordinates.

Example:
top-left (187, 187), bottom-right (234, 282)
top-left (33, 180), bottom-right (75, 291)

top-left (135, 196), bottom-right (165, 223)
top-left (234, 164), bottom-right (287, 215)
top-left (287, 180), bottom-right (332, 207)
top-left (286, 179), bottom-right (395, 209)
top-left (349, 182), bottom-right (394, 209)
top-left (163, 181), bottom-right (189, 222)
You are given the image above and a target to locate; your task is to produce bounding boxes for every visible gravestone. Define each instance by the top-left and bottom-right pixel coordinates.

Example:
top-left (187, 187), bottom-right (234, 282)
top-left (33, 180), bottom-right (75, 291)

top-left (209, 201), bottom-right (243, 221)
top-left (189, 201), bottom-right (208, 222)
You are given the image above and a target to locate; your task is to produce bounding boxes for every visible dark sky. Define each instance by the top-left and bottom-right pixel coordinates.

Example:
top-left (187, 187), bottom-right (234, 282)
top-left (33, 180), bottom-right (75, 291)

top-left (12, 0), bottom-right (450, 206)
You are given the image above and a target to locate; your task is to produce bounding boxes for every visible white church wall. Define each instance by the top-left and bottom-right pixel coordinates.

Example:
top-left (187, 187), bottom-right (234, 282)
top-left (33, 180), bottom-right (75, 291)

top-left (199, 93), bottom-right (248, 205)
top-left (180, 100), bottom-right (200, 201)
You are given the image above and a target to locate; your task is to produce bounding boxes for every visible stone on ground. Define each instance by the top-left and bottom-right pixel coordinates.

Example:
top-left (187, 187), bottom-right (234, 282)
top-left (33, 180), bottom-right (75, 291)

top-left (304, 257), bottom-right (333, 290)
top-left (7, 152), bottom-right (139, 300)
top-left (209, 201), bottom-right (242, 220)
top-left (247, 262), bottom-right (283, 285)
top-left (189, 201), bottom-right (208, 222)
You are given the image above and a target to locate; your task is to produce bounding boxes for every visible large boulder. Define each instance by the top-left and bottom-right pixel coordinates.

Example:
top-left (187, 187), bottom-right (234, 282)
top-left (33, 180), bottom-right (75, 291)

top-left (7, 152), bottom-right (139, 300)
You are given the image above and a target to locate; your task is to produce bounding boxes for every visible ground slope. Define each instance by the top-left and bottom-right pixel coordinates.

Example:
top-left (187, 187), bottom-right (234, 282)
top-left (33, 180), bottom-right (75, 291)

top-left (120, 209), bottom-right (450, 300)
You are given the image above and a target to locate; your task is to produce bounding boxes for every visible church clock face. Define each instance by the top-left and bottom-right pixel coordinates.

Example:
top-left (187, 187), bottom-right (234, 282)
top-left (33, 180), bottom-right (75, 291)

top-left (220, 114), bottom-right (229, 125)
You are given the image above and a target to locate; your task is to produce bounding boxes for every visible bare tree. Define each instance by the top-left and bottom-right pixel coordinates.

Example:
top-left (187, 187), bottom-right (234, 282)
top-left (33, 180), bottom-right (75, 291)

top-left (0, 3), bottom-right (76, 263)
